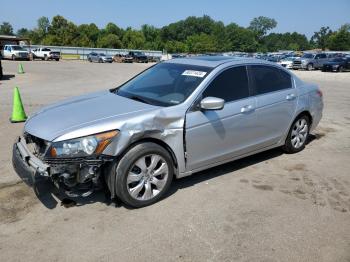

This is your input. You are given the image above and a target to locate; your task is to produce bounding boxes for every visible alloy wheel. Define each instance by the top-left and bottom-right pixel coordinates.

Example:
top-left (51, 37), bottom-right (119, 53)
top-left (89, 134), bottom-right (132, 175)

top-left (291, 119), bottom-right (308, 149)
top-left (126, 154), bottom-right (169, 201)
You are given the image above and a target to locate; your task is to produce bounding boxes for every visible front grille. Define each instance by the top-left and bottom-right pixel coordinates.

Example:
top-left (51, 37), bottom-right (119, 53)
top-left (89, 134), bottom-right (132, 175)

top-left (293, 61), bottom-right (302, 65)
top-left (44, 157), bottom-right (110, 166)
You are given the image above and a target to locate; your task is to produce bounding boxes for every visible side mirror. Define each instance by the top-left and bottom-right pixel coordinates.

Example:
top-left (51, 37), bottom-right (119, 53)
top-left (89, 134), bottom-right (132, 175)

top-left (200, 97), bottom-right (225, 110)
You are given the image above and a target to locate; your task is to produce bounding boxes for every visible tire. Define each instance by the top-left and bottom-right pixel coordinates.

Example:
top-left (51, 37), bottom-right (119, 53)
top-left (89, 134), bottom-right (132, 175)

top-left (44, 55), bottom-right (48, 61)
top-left (338, 66), bottom-right (344, 72)
top-left (112, 142), bottom-right (174, 208)
top-left (283, 115), bottom-right (310, 154)
top-left (55, 58), bottom-right (59, 61)
top-left (12, 55), bottom-right (16, 61)
top-left (99, 59), bottom-right (103, 63)
top-left (307, 63), bottom-right (313, 71)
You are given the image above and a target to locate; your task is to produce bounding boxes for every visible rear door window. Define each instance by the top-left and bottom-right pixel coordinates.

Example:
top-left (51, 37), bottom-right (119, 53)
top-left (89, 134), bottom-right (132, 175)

top-left (249, 65), bottom-right (292, 95)
top-left (202, 66), bottom-right (249, 102)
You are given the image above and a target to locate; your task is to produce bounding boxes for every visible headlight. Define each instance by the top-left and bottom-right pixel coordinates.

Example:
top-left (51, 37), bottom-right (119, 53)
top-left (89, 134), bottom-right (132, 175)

top-left (301, 60), bottom-right (307, 64)
top-left (50, 130), bottom-right (119, 157)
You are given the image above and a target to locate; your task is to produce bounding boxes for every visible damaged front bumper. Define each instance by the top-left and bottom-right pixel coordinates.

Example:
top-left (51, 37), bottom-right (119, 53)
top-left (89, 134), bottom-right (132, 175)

top-left (12, 136), bottom-right (112, 197)
top-left (12, 136), bottom-right (50, 186)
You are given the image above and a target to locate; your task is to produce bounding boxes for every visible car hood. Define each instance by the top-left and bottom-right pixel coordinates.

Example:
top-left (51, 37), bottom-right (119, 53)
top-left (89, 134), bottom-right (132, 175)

top-left (24, 90), bottom-right (158, 141)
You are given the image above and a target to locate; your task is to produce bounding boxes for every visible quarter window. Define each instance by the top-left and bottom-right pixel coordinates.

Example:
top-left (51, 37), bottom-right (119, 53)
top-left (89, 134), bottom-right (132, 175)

top-left (203, 66), bottom-right (249, 102)
top-left (250, 65), bottom-right (292, 95)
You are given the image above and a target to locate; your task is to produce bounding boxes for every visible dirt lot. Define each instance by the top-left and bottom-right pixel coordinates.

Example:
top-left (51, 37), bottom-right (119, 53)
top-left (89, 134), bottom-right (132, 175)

top-left (0, 60), bottom-right (349, 262)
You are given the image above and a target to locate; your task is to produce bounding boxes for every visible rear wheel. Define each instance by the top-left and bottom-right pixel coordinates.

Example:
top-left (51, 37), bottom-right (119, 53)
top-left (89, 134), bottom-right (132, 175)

top-left (44, 55), bottom-right (48, 61)
top-left (11, 55), bottom-right (16, 60)
top-left (283, 115), bottom-right (310, 153)
top-left (112, 142), bottom-right (173, 208)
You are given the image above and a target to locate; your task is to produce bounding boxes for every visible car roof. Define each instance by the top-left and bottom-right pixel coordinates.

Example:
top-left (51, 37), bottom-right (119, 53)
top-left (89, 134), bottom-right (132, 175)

top-left (164, 56), bottom-right (273, 68)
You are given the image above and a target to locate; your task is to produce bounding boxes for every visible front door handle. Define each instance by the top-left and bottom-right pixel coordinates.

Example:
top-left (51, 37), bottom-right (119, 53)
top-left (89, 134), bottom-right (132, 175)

top-left (286, 94), bottom-right (296, 101)
top-left (241, 105), bottom-right (255, 113)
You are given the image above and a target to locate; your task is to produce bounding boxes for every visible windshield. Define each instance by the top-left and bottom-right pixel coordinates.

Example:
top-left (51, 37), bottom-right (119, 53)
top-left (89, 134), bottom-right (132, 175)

top-left (11, 46), bottom-right (26, 51)
top-left (302, 53), bottom-right (314, 59)
top-left (99, 53), bottom-right (105, 56)
top-left (116, 63), bottom-right (211, 106)
top-left (283, 57), bottom-right (295, 61)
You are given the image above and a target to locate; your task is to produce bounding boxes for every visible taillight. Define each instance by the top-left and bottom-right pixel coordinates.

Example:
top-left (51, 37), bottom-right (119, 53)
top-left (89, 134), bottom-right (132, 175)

top-left (316, 89), bottom-right (323, 97)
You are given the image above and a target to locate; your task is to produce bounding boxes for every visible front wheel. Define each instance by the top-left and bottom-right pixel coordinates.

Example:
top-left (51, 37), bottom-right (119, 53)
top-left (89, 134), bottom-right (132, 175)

top-left (307, 63), bottom-right (313, 71)
top-left (338, 66), bottom-right (344, 72)
top-left (12, 55), bottom-right (16, 60)
top-left (283, 115), bottom-right (310, 153)
top-left (112, 142), bottom-right (174, 208)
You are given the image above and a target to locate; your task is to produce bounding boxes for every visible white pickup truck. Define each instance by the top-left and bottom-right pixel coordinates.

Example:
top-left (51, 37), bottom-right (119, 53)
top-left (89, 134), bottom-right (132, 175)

top-left (31, 47), bottom-right (60, 61)
top-left (2, 45), bottom-right (30, 60)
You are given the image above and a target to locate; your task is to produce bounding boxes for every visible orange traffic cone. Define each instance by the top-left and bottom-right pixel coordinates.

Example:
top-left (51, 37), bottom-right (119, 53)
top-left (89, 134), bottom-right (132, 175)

top-left (10, 87), bottom-right (27, 123)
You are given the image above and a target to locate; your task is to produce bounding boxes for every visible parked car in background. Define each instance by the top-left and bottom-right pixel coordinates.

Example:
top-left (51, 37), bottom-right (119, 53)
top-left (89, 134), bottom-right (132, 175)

top-left (13, 56), bottom-right (323, 208)
top-left (1, 45), bottom-right (29, 60)
top-left (293, 53), bottom-right (330, 70)
top-left (128, 51), bottom-right (148, 63)
top-left (0, 55), bottom-right (3, 80)
top-left (322, 57), bottom-right (350, 72)
top-left (113, 54), bottom-right (133, 63)
top-left (31, 47), bottom-right (60, 61)
top-left (87, 52), bottom-right (113, 63)
top-left (278, 57), bottom-right (297, 69)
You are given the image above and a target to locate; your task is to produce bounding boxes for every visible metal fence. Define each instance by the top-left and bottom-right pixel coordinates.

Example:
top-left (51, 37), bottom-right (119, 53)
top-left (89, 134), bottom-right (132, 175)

top-left (22, 45), bottom-right (162, 60)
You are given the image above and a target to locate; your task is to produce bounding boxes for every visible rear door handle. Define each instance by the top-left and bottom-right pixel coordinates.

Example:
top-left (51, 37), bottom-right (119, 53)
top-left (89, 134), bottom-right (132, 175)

top-left (286, 94), bottom-right (296, 101)
top-left (241, 105), bottom-right (255, 113)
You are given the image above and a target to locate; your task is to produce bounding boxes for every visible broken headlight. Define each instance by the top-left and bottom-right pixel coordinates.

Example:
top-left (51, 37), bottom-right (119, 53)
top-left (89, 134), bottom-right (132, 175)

top-left (50, 130), bottom-right (119, 157)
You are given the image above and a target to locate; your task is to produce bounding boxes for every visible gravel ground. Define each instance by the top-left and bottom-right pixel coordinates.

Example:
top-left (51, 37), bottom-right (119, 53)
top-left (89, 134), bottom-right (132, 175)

top-left (0, 60), bottom-right (349, 262)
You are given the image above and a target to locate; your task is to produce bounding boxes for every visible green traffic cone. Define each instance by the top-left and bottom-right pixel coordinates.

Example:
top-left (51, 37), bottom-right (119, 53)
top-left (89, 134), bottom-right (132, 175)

top-left (18, 63), bottom-right (25, 74)
top-left (10, 87), bottom-right (27, 123)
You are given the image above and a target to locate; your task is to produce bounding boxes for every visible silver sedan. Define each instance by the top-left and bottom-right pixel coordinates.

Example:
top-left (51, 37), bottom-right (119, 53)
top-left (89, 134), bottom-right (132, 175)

top-left (13, 56), bottom-right (323, 207)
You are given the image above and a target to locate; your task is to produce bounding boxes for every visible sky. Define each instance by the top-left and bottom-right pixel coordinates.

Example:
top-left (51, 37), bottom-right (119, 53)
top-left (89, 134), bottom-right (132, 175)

top-left (0, 0), bottom-right (349, 38)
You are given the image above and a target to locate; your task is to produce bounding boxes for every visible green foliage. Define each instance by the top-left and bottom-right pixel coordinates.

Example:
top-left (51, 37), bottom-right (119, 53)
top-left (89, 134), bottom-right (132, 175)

top-left (249, 16), bottom-right (277, 39)
top-left (0, 22), bottom-right (14, 35)
top-left (122, 29), bottom-right (146, 49)
top-left (3, 15), bottom-right (349, 52)
top-left (97, 34), bottom-right (122, 48)
top-left (263, 32), bottom-right (310, 51)
top-left (186, 33), bottom-right (217, 53)
top-left (328, 24), bottom-right (350, 51)
top-left (311, 26), bottom-right (333, 50)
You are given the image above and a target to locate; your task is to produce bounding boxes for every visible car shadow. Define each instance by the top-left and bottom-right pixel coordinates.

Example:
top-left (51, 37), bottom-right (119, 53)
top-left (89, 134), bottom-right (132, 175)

top-left (34, 134), bottom-right (319, 209)
top-left (0, 74), bottom-right (15, 81)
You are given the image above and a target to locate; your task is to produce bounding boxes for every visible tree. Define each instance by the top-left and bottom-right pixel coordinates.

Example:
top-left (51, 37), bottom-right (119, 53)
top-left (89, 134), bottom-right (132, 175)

top-left (226, 23), bottom-right (258, 52)
top-left (105, 22), bottom-right (123, 38)
top-left (310, 26), bottom-right (333, 50)
top-left (249, 16), bottom-right (277, 39)
top-left (16, 28), bottom-right (30, 37)
top-left (97, 34), bottom-right (122, 48)
top-left (186, 33), bottom-right (216, 53)
top-left (122, 30), bottom-right (146, 49)
top-left (328, 24), bottom-right (350, 51)
top-left (37, 16), bottom-right (50, 35)
top-left (0, 22), bottom-right (14, 35)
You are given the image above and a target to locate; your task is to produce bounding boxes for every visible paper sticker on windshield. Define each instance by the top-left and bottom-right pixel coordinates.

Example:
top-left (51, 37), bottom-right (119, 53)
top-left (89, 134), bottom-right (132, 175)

top-left (182, 70), bottom-right (207, 78)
